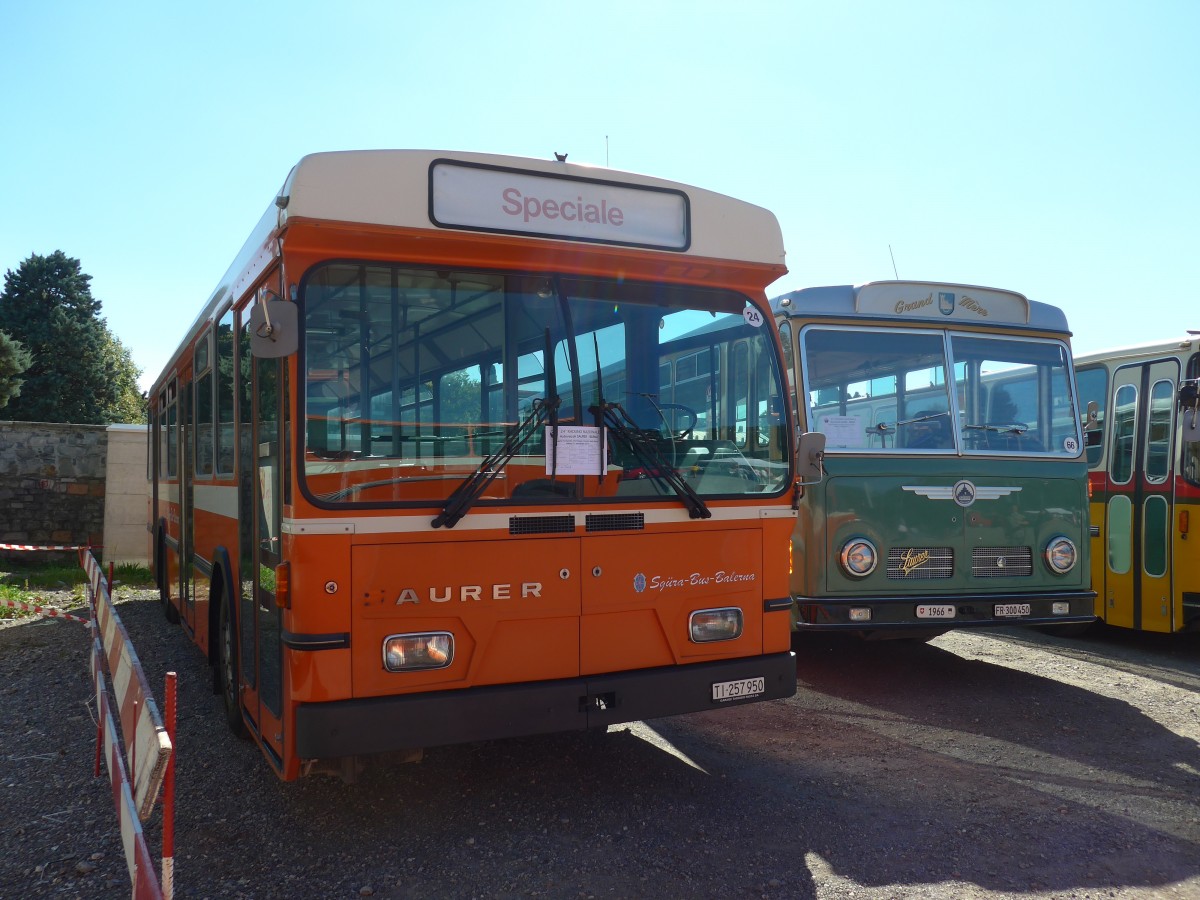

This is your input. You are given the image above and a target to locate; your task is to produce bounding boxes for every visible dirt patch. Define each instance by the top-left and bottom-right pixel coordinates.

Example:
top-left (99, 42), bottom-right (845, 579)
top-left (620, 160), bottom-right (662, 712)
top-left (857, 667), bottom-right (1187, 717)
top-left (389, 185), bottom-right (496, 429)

top-left (3, 590), bottom-right (1199, 898)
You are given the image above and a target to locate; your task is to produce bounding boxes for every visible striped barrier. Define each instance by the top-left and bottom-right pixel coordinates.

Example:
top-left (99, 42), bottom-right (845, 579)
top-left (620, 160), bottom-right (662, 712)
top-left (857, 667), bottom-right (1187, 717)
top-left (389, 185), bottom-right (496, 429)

top-left (0, 542), bottom-right (97, 551)
top-left (81, 549), bottom-right (176, 899)
top-left (92, 638), bottom-right (165, 899)
top-left (0, 596), bottom-right (90, 624)
top-left (1, 541), bottom-right (96, 624)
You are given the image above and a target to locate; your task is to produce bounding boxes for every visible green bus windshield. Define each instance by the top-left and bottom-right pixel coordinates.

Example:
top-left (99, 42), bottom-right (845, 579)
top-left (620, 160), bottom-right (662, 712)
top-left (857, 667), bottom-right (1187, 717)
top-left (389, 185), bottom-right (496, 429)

top-left (801, 326), bottom-right (1082, 456)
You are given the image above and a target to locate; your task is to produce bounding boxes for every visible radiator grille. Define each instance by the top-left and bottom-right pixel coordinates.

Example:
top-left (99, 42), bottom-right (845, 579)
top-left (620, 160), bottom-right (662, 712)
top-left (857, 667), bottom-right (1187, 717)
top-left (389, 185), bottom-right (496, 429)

top-left (887, 547), bottom-right (954, 579)
top-left (509, 515), bottom-right (575, 535)
top-left (971, 546), bottom-right (1033, 577)
top-left (585, 513), bottom-right (646, 532)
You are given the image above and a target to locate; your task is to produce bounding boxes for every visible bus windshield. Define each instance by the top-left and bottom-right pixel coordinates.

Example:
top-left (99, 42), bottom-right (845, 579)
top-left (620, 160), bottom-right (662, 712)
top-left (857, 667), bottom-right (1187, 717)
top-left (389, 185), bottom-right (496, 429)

top-left (801, 326), bottom-right (1081, 456)
top-left (302, 263), bottom-right (789, 506)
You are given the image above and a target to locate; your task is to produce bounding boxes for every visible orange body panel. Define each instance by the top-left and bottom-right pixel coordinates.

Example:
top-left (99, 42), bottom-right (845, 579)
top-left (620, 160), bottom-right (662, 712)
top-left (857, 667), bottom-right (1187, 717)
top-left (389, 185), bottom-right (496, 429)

top-left (148, 157), bottom-right (798, 780)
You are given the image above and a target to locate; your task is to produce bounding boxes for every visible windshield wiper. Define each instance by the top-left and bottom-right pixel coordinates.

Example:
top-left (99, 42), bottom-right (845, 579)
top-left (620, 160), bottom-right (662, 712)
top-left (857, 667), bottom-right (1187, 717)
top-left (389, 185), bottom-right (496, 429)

top-left (964, 421), bottom-right (1029, 435)
top-left (867, 411), bottom-right (950, 435)
top-left (432, 396), bottom-right (559, 529)
top-left (592, 401), bottom-right (711, 519)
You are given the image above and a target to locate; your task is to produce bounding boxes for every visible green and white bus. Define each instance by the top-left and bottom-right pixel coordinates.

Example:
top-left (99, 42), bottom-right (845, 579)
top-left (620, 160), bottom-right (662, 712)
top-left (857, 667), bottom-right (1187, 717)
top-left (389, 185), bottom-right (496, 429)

top-left (774, 281), bottom-right (1095, 638)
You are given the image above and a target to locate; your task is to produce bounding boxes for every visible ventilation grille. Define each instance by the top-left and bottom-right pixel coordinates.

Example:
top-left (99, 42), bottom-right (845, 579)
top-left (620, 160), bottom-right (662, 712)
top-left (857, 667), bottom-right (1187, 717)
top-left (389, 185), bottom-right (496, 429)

top-left (972, 546), bottom-right (1033, 577)
top-left (585, 513), bottom-right (646, 532)
top-left (509, 515), bottom-right (575, 535)
top-left (887, 547), bottom-right (954, 579)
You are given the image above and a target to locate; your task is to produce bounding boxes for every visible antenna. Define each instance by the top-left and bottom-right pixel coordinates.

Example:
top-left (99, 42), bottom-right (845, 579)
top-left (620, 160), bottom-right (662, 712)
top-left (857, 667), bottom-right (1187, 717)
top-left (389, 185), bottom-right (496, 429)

top-left (888, 245), bottom-right (899, 280)
top-left (606, 135), bottom-right (609, 167)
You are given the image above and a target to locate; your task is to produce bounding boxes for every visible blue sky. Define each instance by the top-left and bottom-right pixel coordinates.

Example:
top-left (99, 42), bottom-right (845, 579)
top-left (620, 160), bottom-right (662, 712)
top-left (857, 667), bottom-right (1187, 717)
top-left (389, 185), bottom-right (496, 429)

top-left (2, 1), bottom-right (1196, 392)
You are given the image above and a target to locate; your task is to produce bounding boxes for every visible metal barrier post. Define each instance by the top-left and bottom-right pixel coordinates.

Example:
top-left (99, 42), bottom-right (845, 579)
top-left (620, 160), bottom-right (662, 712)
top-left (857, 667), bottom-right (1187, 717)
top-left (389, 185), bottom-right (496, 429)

top-left (162, 672), bottom-right (177, 900)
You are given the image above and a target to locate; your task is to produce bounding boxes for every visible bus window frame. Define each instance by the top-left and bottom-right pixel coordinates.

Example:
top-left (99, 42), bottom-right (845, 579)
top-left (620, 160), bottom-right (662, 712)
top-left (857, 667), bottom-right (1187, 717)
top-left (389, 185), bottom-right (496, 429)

top-left (215, 308), bottom-right (237, 477)
top-left (194, 327), bottom-right (215, 480)
top-left (1075, 364), bottom-right (1109, 469)
top-left (1109, 382), bottom-right (1138, 486)
top-left (946, 331), bottom-right (1082, 458)
top-left (797, 323), bottom-right (951, 452)
top-left (296, 259), bottom-right (790, 510)
top-left (1144, 377), bottom-right (1175, 485)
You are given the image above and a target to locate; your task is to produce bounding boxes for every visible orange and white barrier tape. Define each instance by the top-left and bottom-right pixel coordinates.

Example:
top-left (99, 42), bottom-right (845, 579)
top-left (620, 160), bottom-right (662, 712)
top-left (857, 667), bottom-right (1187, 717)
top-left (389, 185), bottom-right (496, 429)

top-left (92, 640), bottom-right (164, 899)
top-left (0, 542), bottom-right (95, 551)
top-left (82, 551), bottom-right (172, 819)
top-left (81, 549), bottom-right (174, 899)
top-left (0, 597), bottom-right (90, 624)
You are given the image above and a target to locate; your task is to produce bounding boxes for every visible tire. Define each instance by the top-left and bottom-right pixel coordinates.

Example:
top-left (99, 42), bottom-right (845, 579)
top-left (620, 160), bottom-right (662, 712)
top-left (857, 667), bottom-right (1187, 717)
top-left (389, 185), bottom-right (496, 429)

top-left (157, 535), bottom-right (180, 624)
top-left (218, 597), bottom-right (249, 739)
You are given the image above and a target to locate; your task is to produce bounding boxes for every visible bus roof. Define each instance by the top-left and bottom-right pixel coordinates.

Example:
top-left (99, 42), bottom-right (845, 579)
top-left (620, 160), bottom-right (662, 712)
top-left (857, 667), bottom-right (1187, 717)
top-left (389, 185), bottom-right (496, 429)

top-left (1072, 333), bottom-right (1199, 367)
top-left (278, 150), bottom-right (785, 265)
top-left (163, 150), bottom-right (787, 387)
top-left (771, 281), bottom-right (1071, 334)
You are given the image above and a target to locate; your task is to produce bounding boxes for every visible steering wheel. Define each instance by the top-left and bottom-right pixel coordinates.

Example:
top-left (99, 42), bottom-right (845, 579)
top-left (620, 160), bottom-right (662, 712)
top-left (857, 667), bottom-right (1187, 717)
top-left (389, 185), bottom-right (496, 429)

top-left (656, 403), bottom-right (699, 440)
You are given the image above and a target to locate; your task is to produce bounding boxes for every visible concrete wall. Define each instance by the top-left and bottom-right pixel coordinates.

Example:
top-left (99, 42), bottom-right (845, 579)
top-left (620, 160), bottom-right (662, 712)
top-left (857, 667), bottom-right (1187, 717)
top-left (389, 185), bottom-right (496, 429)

top-left (102, 425), bottom-right (150, 566)
top-left (0, 421), bottom-right (148, 565)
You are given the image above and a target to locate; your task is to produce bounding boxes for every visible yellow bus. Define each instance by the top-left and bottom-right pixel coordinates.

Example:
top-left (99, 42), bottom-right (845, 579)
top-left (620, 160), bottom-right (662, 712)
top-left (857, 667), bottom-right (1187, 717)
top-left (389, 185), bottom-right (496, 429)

top-left (774, 281), bottom-right (1094, 639)
top-left (147, 150), bottom-right (799, 780)
top-left (1074, 334), bottom-right (1200, 633)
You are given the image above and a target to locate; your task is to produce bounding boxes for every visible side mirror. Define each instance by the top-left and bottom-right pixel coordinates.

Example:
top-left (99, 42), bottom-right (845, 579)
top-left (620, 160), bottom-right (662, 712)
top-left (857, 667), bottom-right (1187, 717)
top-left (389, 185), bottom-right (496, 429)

top-left (796, 431), bottom-right (826, 484)
top-left (1082, 399), bottom-right (1102, 447)
top-left (249, 300), bottom-right (299, 358)
top-left (1181, 381), bottom-right (1200, 443)
top-left (1184, 411), bottom-right (1200, 444)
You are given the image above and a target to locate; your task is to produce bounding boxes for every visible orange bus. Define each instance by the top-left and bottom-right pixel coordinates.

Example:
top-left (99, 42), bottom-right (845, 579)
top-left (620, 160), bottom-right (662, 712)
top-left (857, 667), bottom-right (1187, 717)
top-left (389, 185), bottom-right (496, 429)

top-left (148, 150), bottom-right (799, 780)
top-left (1074, 334), bottom-right (1200, 633)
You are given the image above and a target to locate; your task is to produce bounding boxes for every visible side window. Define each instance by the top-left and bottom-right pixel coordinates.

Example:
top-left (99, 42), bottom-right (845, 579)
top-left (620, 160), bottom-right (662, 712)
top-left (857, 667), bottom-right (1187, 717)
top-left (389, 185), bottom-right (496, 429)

top-left (1109, 383), bottom-right (1137, 485)
top-left (1075, 366), bottom-right (1107, 468)
top-left (166, 382), bottom-right (178, 478)
top-left (777, 321), bottom-right (796, 424)
top-left (1107, 494), bottom-right (1132, 574)
top-left (732, 341), bottom-right (749, 448)
top-left (195, 331), bottom-right (214, 477)
top-left (215, 311), bottom-right (236, 475)
top-left (158, 390), bottom-right (169, 478)
top-left (1144, 380), bottom-right (1173, 483)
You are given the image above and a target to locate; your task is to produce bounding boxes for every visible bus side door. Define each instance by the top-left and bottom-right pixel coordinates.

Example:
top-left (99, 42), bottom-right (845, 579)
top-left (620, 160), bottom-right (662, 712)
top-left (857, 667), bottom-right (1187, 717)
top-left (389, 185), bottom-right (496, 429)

top-left (1106, 359), bottom-right (1178, 632)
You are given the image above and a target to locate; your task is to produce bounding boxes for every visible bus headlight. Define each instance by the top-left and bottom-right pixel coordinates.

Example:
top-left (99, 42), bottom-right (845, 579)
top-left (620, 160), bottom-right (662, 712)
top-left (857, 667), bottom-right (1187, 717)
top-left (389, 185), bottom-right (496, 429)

top-left (689, 608), bottom-right (743, 642)
top-left (1044, 537), bottom-right (1078, 574)
top-left (839, 538), bottom-right (878, 577)
top-left (383, 632), bottom-right (454, 671)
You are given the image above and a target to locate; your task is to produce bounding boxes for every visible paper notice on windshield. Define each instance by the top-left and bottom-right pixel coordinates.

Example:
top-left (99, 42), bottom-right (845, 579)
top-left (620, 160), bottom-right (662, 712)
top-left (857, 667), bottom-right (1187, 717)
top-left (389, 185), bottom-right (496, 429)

top-left (818, 415), bottom-right (864, 448)
top-left (545, 425), bottom-right (606, 475)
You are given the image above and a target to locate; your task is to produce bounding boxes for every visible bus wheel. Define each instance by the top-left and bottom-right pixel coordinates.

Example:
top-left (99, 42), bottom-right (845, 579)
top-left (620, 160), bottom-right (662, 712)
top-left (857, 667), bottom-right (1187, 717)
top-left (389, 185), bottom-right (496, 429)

top-left (218, 598), bottom-right (249, 739)
top-left (157, 537), bottom-right (180, 624)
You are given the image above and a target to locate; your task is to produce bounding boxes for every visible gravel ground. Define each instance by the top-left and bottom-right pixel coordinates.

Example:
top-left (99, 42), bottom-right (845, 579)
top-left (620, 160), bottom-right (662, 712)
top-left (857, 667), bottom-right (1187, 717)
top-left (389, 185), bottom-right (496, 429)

top-left (3, 587), bottom-right (1200, 899)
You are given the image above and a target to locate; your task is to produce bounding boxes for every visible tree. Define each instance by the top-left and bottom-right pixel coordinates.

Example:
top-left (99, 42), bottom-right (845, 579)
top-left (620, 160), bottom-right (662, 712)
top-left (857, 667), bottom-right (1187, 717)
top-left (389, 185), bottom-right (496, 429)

top-left (0, 251), bottom-right (145, 424)
top-left (0, 329), bottom-right (32, 408)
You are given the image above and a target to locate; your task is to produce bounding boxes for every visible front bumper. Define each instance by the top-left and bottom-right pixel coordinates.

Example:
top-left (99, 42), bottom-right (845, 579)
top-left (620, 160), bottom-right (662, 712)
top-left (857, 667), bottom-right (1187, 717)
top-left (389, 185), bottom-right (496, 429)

top-left (792, 590), bottom-right (1097, 632)
top-left (296, 651), bottom-right (797, 759)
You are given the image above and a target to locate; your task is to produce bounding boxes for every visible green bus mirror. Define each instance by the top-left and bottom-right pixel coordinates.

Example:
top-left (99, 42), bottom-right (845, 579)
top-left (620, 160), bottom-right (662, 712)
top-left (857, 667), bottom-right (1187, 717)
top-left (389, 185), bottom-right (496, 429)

top-left (797, 431), bottom-right (826, 484)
